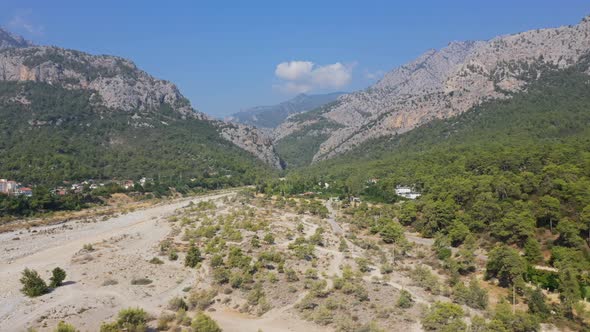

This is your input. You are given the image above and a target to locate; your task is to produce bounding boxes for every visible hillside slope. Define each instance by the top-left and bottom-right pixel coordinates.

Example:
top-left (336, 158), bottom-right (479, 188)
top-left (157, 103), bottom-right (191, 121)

top-left (275, 16), bottom-right (590, 165)
top-left (228, 92), bottom-right (344, 128)
top-left (0, 29), bottom-right (282, 169)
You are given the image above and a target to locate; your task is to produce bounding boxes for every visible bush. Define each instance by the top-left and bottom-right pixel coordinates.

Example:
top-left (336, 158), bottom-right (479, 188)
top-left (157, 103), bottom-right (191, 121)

top-left (20, 268), bottom-right (48, 297)
top-left (116, 307), bottom-right (148, 332)
top-left (130, 277), bottom-right (152, 285)
top-left (421, 302), bottom-right (466, 331)
top-left (149, 257), bottom-right (164, 265)
top-left (397, 289), bottom-right (413, 308)
top-left (452, 279), bottom-right (488, 310)
top-left (191, 312), bottom-right (221, 332)
top-left (263, 233), bottom-right (275, 245)
top-left (410, 265), bottom-right (440, 294)
top-left (168, 296), bottom-right (188, 311)
top-left (185, 242), bottom-right (203, 268)
top-left (54, 321), bottom-right (78, 332)
top-left (188, 289), bottom-right (217, 310)
top-left (157, 312), bottom-right (174, 331)
top-left (168, 249), bottom-right (178, 261)
top-left (49, 267), bottom-right (67, 288)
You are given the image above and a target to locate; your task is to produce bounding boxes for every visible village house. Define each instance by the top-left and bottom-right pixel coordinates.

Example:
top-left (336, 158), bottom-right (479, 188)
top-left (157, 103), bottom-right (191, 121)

top-left (395, 186), bottom-right (421, 200)
top-left (17, 187), bottom-right (33, 197)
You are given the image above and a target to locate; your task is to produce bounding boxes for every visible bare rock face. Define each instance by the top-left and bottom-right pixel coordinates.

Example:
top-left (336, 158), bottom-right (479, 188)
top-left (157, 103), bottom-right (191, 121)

top-left (276, 16), bottom-right (590, 163)
top-left (0, 28), bottom-right (34, 49)
top-left (218, 123), bottom-right (283, 169)
top-left (0, 30), bottom-right (281, 168)
top-left (0, 46), bottom-right (196, 117)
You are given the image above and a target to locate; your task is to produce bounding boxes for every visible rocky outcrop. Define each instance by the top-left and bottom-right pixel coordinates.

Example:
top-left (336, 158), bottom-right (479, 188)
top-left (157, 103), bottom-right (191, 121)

top-left (218, 123), bottom-right (283, 169)
top-left (0, 46), bottom-right (196, 117)
top-left (276, 16), bottom-right (590, 163)
top-left (0, 29), bottom-right (282, 168)
top-left (0, 28), bottom-right (34, 49)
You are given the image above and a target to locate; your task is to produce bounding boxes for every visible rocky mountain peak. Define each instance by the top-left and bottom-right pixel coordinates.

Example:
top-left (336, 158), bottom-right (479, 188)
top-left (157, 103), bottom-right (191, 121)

top-left (274, 15), bottom-right (590, 164)
top-left (0, 28), bottom-right (34, 49)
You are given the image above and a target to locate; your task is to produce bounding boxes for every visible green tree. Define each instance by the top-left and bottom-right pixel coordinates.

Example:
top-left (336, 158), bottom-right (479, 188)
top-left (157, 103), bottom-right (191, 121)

top-left (581, 204), bottom-right (590, 245)
top-left (20, 268), bottom-right (48, 297)
top-left (556, 218), bottom-right (584, 248)
top-left (527, 288), bottom-right (549, 318)
top-left (421, 302), bottom-right (466, 332)
top-left (537, 195), bottom-right (560, 233)
top-left (492, 209), bottom-right (535, 246)
top-left (191, 312), bottom-right (222, 332)
top-left (185, 242), bottom-right (203, 268)
top-left (116, 307), bottom-right (148, 332)
top-left (447, 220), bottom-right (470, 247)
top-left (49, 267), bottom-right (67, 288)
top-left (485, 245), bottom-right (525, 287)
top-left (523, 238), bottom-right (543, 264)
top-left (379, 220), bottom-right (404, 244)
top-left (558, 268), bottom-right (581, 318)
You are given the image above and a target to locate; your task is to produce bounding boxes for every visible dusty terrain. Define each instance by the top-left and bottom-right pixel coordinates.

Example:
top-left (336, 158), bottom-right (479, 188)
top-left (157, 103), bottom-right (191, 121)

top-left (0, 191), bottom-right (464, 332)
top-left (0, 192), bottom-right (232, 331)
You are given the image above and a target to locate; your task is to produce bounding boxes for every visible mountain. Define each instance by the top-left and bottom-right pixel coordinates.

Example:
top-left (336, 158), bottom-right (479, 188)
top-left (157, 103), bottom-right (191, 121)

top-left (0, 28), bottom-right (34, 49)
top-left (228, 92), bottom-right (345, 128)
top-left (274, 16), bottom-right (590, 167)
top-left (0, 29), bottom-right (282, 185)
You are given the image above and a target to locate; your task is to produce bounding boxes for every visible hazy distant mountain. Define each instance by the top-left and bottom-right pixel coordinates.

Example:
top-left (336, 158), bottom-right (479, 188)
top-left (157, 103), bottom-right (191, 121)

top-left (275, 15), bottom-right (590, 165)
top-left (228, 92), bottom-right (345, 128)
top-left (0, 28), bottom-right (34, 49)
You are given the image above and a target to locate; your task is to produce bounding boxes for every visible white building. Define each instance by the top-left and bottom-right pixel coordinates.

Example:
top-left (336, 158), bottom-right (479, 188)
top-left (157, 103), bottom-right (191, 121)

top-left (395, 186), bottom-right (421, 200)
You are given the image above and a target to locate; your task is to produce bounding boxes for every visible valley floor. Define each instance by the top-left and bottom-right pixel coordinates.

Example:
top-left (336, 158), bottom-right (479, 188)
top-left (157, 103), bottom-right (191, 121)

top-left (0, 190), bottom-right (530, 332)
top-left (0, 192), bottom-right (231, 331)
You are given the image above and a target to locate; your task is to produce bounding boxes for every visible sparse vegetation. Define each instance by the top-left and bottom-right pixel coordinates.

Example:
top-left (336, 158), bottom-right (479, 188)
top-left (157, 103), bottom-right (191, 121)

top-left (20, 268), bottom-right (48, 297)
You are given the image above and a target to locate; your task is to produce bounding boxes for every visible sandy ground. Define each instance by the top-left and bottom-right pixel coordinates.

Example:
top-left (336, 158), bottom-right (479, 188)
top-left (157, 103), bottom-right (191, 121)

top-left (0, 192), bottom-right (233, 332)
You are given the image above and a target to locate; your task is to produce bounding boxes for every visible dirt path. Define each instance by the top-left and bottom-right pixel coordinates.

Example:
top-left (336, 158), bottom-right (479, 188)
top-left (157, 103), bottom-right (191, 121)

top-left (0, 191), bottom-right (234, 332)
top-left (325, 199), bottom-right (344, 235)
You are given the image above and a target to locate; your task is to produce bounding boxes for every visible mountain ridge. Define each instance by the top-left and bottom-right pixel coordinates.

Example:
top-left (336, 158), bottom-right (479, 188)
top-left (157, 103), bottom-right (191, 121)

top-left (274, 15), bottom-right (590, 165)
top-left (228, 92), bottom-right (345, 128)
top-left (0, 28), bottom-right (282, 168)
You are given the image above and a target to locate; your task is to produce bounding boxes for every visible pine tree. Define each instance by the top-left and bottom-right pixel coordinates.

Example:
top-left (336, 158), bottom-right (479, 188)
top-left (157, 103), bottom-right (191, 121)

top-left (185, 242), bottom-right (202, 268)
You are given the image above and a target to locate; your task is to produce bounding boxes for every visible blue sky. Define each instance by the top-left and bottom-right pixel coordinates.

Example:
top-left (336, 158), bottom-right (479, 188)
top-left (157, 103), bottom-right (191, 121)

top-left (2, 1), bottom-right (590, 117)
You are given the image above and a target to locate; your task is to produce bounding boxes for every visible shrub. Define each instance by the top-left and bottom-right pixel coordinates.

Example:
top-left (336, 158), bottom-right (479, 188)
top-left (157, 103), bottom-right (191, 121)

top-left (130, 277), bottom-right (152, 285)
top-left (191, 312), bottom-right (221, 332)
top-left (168, 296), bottom-right (188, 311)
top-left (285, 268), bottom-right (299, 282)
top-left (313, 305), bottom-right (334, 325)
top-left (188, 289), bottom-right (217, 310)
top-left (397, 289), bottom-right (413, 308)
top-left (117, 307), bottom-right (148, 332)
top-left (452, 279), bottom-right (488, 310)
top-left (20, 268), bottom-right (48, 297)
top-left (49, 267), bottom-right (67, 288)
top-left (168, 249), bottom-right (178, 261)
top-left (54, 321), bottom-right (77, 332)
top-left (410, 265), bottom-right (440, 294)
top-left (263, 233), bottom-right (275, 245)
top-left (157, 312), bottom-right (174, 331)
top-left (421, 302), bottom-right (466, 331)
top-left (83, 243), bottom-right (94, 251)
top-left (100, 308), bottom-right (148, 332)
top-left (185, 242), bottom-right (203, 268)
top-left (149, 257), bottom-right (164, 265)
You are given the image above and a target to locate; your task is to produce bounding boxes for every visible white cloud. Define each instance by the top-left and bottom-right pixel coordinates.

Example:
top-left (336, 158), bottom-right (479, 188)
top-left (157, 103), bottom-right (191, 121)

top-left (7, 10), bottom-right (45, 36)
top-left (275, 61), bottom-right (313, 81)
top-left (274, 60), bottom-right (353, 94)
